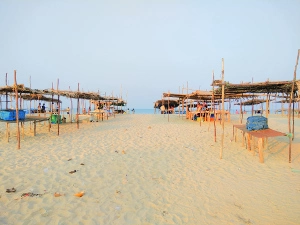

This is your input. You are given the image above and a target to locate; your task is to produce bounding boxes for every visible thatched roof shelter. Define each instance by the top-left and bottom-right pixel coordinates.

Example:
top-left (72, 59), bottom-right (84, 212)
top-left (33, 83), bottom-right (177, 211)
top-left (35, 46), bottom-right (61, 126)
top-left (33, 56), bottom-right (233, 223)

top-left (154, 99), bottom-right (179, 108)
top-left (213, 80), bottom-right (300, 95)
top-left (0, 85), bottom-right (107, 101)
top-left (234, 99), bottom-right (267, 106)
top-left (20, 94), bottom-right (62, 103)
top-left (0, 84), bottom-right (43, 95)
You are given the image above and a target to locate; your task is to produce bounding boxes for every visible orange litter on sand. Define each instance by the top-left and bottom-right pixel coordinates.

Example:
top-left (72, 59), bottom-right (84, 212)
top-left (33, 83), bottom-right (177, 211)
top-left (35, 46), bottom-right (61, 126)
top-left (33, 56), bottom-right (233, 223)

top-left (54, 192), bottom-right (64, 197)
top-left (74, 191), bottom-right (85, 197)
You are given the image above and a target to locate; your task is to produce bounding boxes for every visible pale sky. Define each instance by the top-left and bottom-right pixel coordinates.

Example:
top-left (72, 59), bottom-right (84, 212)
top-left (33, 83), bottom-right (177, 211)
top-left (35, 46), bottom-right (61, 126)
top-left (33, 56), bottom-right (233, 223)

top-left (0, 0), bottom-right (299, 109)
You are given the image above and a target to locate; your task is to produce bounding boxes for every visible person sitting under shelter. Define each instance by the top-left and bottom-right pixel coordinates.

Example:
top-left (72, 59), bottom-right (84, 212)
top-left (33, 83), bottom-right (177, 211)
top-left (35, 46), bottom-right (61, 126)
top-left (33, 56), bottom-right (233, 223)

top-left (37, 103), bottom-right (41, 113)
top-left (160, 105), bottom-right (165, 114)
top-left (41, 103), bottom-right (46, 113)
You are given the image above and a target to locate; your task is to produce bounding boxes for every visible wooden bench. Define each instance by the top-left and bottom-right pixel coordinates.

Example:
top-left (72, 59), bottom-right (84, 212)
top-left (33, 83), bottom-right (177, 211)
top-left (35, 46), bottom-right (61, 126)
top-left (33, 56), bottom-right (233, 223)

top-left (233, 124), bottom-right (286, 163)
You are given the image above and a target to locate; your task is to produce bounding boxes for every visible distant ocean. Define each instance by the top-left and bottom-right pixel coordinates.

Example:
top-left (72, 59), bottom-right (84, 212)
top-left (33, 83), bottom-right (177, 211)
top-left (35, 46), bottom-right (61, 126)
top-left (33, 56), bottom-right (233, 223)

top-left (131, 109), bottom-right (155, 114)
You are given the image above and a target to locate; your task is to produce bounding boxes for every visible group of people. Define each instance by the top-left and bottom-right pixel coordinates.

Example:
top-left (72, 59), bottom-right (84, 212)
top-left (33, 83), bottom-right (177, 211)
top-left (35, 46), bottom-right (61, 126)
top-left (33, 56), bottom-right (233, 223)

top-left (37, 103), bottom-right (46, 113)
top-left (196, 101), bottom-right (208, 112)
top-left (159, 105), bottom-right (174, 114)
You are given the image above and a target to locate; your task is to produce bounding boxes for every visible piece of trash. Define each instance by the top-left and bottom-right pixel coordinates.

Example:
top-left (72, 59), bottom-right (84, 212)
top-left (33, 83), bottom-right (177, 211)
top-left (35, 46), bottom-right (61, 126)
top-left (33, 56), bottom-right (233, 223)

top-left (54, 192), bottom-right (64, 197)
top-left (6, 187), bottom-right (16, 193)
top-left (21, 192), bottom-right (44, 198)
top-left (184, 146), bottom-right (195, 151)
top-left (291, 168), bottom-right (300, 173)
top-left (80, 163), bottom-right (84, 166)
top-left (67, 158), bottom-right (72, 161)
top-left (115, 150), bottom-right (118, 153)
top-left (74, 191), bottom-right (84, 197)
top-left (115, 206), bottom-right (121, 211)
top-left (122, 150), bottom-right (126, 154)
top-left (69, 170), bottom-right (78, 174)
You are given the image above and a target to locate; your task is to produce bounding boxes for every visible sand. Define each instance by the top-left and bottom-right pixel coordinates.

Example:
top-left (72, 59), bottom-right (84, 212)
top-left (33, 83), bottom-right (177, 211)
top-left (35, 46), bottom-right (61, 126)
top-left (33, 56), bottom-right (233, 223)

top-left (0, 113), bottom-right (299, 224)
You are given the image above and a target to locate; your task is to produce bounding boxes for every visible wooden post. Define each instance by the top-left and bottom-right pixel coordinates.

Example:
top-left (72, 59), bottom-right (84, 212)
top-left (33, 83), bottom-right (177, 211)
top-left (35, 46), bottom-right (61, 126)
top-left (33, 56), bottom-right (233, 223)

top-left (268, 93), bottom-right (269, 118)
top-left (5, 73), bottom-right (8, 109)
top-left (292, 92), bottom-right (295, 140)
top-left (251, 97), bottom-right (254, 116)
top-left (258, 138), bottom-right (264, 163)
top-left (34, 120), bottom-right (37, 136)
top-left (168, 91), bottom-right (170, 122)
top-left (6, 123), bottom-right (9, 142)
top-left (288, 49), bottom-right (299, 163)
top-left (281, 97), bottom-right (284, 117)
top-left (29, 76), bottom-right (31, 115)
top-left (212, 70), bottom-right (216, 142)
top-left (57, 79), bottom-right (60, 136)
top-left (220, 58), bottom-right (225, 159)
top-left (298, 101), bottom-right (300, 118)
top-left (77, 83), bottom-right (80, 129)
top-left (178, 86), bottom-right (180, 117)
top-left (50, 82), bottom-right (53, 128)
top-left (14, 70), bottom-right (20, 149)
top-left (239, 98), bottom-right (243, 124)
top-left (21, 122), bottom-right (24, 140)
top-left (69, 86), bottom-right (73, 122)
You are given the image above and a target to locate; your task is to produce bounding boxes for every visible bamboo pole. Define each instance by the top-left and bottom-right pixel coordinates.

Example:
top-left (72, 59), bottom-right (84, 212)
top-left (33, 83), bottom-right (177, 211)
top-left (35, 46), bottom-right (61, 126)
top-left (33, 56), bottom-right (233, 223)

top-left (77, 83), bottom-right (79, 129)
top-left (292, 92), bottom-right (295, 140)
top-left (168, 91), bottom-right (170, 122)
top-left (281, 96), bottom-right (284, 117)
top-left (6, 123), bottom-right (9, 142)
top-left (178, 86), bottom-right (181, 117)
top-left (239, 98), bottom-right (242, 124)
top-left (298, 101), bottom-right (300, 118)
top-left (220, 58), bottom-right (225, 159)
top-left (288, 49), bottom-right (299, 162)
top-left (212, 70), bottom-right (216, 142)
top-left (266, 94), bottom-right (269, 118)
top-left (186, 82), bottom-right (189, 119)
top-left (29, 76), bottom-right (32, 131)
top-left (50, 82), bottom-right (54, 128)
top-left (69, 86), bottom-right (73, 122)
top-left (14, 70), bottom-right (20, 149)
top-left (29, 76), bottom-right (31, 115)
top-left (6, 73), bottom-right (8, 109)
top-left (57, 79), bottom-right (60, 136)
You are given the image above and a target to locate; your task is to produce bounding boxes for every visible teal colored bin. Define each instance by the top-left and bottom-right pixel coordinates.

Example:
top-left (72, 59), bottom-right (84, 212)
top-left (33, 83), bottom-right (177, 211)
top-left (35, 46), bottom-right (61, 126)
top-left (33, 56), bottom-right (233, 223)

top-left (51, 114), bottom-right (62, 124)
top-left (0, 110), bottom-right (26, 121)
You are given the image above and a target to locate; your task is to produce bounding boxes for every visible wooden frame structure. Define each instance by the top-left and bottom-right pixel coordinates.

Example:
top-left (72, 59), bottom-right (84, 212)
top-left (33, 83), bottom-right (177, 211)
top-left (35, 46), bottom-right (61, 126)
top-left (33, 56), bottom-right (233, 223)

top-left (1, 72), bottom-right (126, 149)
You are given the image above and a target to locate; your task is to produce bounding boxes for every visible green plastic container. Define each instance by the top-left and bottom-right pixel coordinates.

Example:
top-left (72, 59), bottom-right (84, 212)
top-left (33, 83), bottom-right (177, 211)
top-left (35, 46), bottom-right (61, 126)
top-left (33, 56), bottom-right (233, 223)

top-left (51, 114), bottom-right (62, 124)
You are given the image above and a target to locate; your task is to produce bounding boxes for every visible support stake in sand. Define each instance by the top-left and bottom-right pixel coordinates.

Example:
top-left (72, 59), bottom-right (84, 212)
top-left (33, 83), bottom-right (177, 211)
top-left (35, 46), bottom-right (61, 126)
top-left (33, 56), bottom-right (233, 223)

top-left (14, 70), bottom-right (20, 149)
top-left (288, 49), bottom-right (299, 163)
top-left (220, 58), bottom-right (225, 159)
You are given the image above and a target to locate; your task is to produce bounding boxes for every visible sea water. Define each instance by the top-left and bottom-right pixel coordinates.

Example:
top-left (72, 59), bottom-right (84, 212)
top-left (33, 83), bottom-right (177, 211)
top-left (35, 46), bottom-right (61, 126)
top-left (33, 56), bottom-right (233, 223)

top-left (131, 109), bottom-right (155, 114)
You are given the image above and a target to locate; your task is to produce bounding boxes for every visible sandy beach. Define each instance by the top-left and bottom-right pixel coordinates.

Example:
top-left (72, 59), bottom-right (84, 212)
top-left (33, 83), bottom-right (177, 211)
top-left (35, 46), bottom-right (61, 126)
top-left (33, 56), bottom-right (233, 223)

top-left (0, 113), bottom-right (300, 225)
